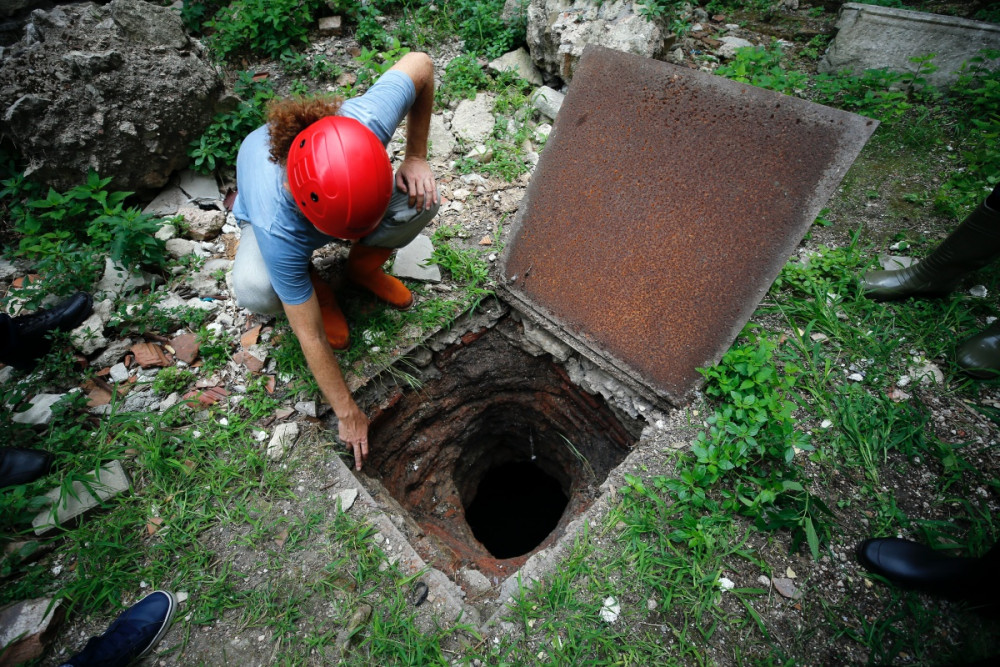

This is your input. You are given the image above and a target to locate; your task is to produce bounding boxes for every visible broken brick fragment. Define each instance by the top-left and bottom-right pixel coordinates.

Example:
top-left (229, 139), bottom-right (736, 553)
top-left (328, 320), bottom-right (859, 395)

top-left (130, 342), bottom-right (170, 368)
top-left (11, 274), bottom-right (41, 289)
top-left (0, 598), bottom-right (65, 664)
top-left (81, 379), bottom-right (113, 408)
top-left (169, 333), bottom-right (200, 365)
top-left (182, 386), bottom-right (229, 407)
top-left (232, 350), bottom-right (264, 373)
top-left (240, 324), bottom-right (262, 348)
top-left (460, 328), bottom-right (487, 346)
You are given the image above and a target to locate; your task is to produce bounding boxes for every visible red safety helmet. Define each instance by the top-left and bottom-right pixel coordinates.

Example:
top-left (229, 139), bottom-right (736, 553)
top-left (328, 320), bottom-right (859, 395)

top-left (286, 116), bottom-right (393, 240)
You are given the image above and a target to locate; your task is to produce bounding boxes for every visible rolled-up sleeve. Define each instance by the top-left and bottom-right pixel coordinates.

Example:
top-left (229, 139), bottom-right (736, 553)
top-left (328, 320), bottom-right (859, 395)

top-left (339, 70), bottom-right (416, 146)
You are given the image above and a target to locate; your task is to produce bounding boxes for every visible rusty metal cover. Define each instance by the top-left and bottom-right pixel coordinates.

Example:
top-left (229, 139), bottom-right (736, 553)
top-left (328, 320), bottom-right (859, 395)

top-left (499, 45), bottom-right (877, 407)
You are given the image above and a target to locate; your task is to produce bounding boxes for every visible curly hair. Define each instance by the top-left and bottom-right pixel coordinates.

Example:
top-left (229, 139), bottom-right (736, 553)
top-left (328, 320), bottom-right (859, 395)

top-left (266, 95), bottom-right (344, 165)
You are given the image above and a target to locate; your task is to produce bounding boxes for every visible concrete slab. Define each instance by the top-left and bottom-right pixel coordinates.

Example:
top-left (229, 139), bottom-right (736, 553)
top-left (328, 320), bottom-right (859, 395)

top-left (12, 393), bottom-right (68, 425)
top-left (0, 597), bottom-right (64, 664)
top-left (321, 438), bottom-right (477, 628)
top-left (178, 170), bottom-right (222, 207)
top-left (393, 234), bottom-right (441, 282)
top-left (499, 45), bottom-right (877, 407)
top-left (32, 461), bottom-right (130, 534)
top-left (820, 3), bottom-right (1000, 88)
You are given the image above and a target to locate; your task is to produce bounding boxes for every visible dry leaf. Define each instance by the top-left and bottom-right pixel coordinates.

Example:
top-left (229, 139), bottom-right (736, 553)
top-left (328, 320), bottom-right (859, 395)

top-left (274, 529), bottom-right (289, 548)
top-left (146, 517), bottom-right (164, 536)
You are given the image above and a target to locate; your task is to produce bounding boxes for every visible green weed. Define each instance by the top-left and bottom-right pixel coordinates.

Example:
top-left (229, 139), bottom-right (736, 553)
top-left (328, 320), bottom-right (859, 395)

top-left (438, 53), bottom-right (490, 107)
top-left (189, 71), bottom-right (276, 174)
top-left (179, 0), bottom-right (227, 34)
top-left (0, 169), bottom-right (168, 306)
top-left (196, 326), bottom-right (234, 373)
top-left (279, 51), bottom-right (343, 82)
top-left (450, 0), bottom-right (526, 59)
top-left (352, 39), bottom-right (411, 92)
top-left (205, 0), bottom-right (329, 63)
top-left (152, 366), bottom-right (197, 396)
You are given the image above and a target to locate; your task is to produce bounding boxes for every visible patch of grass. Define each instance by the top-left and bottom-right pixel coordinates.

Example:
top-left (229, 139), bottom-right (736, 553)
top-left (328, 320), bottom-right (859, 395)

top-left (449, 0), bottom-right (526, 59)
top-left (108, 291), bottom-right (214, 335)
top-left (196, 326), bottom-right (234, 374)
top-left (437, 53), bottom-right (490, 108)
top-left (473, 497), bottom-right (769, 663)
top-left (279, 50), bottom-right (343, 82)
top-left (453, 72), bottom-right (537, 181)
top-left (714, 44), bottom-right (998, 222)
top-left (152, 366), bottom-right (197, 396)
top-left (0, 402), bottom-right (288, 620)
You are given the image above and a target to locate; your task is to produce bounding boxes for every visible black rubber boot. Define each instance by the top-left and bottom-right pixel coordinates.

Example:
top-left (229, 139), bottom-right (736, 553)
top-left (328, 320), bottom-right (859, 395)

top-left (856, 537), bottom-right (977, 598)
top-left (0, 447), bottom-right (54, 488)
top-left (956, 320), bottom-right (1000, 379)
top-left (0, 292), bottom-right (93, 371)
top-left (861, 201), bottom-right (1000, 300)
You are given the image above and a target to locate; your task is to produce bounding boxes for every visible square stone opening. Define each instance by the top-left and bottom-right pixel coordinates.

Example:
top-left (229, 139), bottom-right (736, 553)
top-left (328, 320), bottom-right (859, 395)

top-left (364, 318), bottom-right (637, 583)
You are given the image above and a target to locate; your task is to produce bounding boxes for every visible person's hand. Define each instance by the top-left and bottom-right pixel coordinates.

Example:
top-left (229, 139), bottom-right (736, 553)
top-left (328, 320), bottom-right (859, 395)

top-left (337, 403), bottom-right (370, 471)
top-left (395, 156), bottom-right (438, 211)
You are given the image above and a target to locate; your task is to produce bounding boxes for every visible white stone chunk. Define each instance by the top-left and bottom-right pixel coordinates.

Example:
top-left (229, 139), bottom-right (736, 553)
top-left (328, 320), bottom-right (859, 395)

top-left (12, 394), bottom-right (67, 425)
top-left (32, 461), bottom-right (130, 534)
top-left (392, 234), bottom-right (441, 283)
top-left (531, 86), bottom-right (565, 120)
top-left (267, 423), bottom-right (300, 460)
top-left (334, 488), bottom-right (358, 512)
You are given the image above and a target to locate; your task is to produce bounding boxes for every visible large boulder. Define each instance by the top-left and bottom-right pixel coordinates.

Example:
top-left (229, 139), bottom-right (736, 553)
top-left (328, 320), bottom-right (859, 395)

top-left (0, 0), bottom-right (225, 192)
top-left (526, 0), bottom-right (666, 83)
top-left (820, 3), bottom-right (1000, 88)
top-left (1, 1), bottom-right (48, 20)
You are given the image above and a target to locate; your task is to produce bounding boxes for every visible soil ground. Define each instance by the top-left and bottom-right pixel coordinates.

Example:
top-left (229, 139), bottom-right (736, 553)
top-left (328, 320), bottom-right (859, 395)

top-left (9, 1), bottom-right (1000, 665)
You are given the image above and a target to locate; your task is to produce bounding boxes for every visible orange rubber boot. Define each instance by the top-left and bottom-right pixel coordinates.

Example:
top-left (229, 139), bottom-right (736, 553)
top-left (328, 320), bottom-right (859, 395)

top-left (309, 271), bottom-right (349, 350)
top-left (346, 244), bottom-right (413, 310)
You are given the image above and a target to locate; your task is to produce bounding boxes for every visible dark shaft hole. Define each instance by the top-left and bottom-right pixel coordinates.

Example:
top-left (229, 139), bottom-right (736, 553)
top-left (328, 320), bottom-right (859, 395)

top-left (465, 460), bottom-right (569, 559)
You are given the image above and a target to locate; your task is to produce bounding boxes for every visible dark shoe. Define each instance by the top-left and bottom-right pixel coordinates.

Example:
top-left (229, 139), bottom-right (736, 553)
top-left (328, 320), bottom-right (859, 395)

top-left (861, 201), bottom-right (1000, 300)
top-left (0, 447), bottom-right (54, 488)
top-left (956, 320), bottom-right (1000, 379)
top-left (856, 537), bottom-right (977, 597)
top-left (0, 292), bottom-right (93, 371)
top-left (63, 590), bottom-right (176, 667)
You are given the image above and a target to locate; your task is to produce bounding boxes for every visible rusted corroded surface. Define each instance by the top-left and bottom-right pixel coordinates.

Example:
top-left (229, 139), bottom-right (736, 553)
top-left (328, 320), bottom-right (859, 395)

top-left (500, 45), bottom-right (877, 406)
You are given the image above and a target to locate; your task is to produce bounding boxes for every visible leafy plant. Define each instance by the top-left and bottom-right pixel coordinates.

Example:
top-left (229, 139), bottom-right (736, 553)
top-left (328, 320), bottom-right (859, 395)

top-left (451, 0), bottom-right (526, 59)
top-left (799, 34), bottom-right (832, 61)
top-left (715, 43), bottom-right (809, 95)
top-left (635, 329), bottom-right (832, 559)
top-left (196, 326), bottom-right (233, 373)
top-left (189, 71), bottom-right (276, 174)
top-left (354, 1), bottom-right (390, 48)
top-left (280, 51), bottom-right (343, 81)
top-left (1, 169), bottom-right (168, 305)
top-left (108, 290), bottom-right (212, 333)
top-left (352, 39), bottom-right (410, 91)
top-left (179, 0), bottom-right (227, 34)
top-left (205, 0), bottom-right (330, 63)
top-left (438, 53), bottom-right (489, 107)
top-left (636, 0), bottom-right (692, 36)
top-left (152, 366), bottom-right (197, 396)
